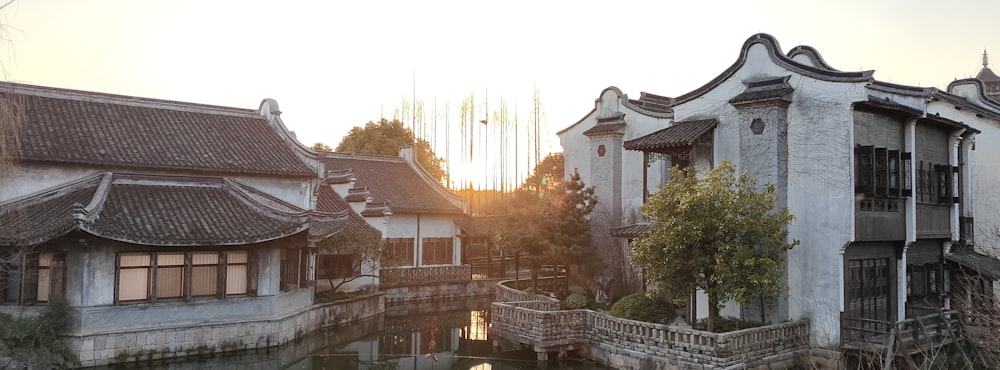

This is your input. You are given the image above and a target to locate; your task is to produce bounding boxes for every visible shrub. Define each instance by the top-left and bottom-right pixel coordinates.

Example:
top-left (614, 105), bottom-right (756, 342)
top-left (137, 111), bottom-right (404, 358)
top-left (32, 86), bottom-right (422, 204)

top-left (0, 298), bottom-right (79, 368)
top-left (563, 292), bottom-right (589, 310)
top-left (523, 287), bottom-right (542, 295)
top-left (694, 316), bottom-right (764, 332)
top-left (609, 293), bottom-right (675, 324)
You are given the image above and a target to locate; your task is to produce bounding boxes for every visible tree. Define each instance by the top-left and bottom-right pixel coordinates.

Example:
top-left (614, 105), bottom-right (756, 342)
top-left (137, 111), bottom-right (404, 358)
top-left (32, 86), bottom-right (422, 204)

top-left (315, 227), bottom-right (383, 295)
top-left (498, 166), bottom-right (600, 291)
top-left (497, 190), bottom-right (550, 289)
top-left (630, 161), bottom-right (797, 332)
top-left (547, 170), bottom-right (601, 289)
top-left (312, 142), bottom-right (332, 151)
top-left (522, 152), bottom-right (563, 194)
top-left (335, 118), bottom-right (446, 183)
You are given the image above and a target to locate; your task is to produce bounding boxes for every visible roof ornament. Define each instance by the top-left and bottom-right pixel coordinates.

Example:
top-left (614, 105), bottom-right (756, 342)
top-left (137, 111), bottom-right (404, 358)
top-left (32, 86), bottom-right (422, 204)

top-left (984, 50), bottom-right (990, 68)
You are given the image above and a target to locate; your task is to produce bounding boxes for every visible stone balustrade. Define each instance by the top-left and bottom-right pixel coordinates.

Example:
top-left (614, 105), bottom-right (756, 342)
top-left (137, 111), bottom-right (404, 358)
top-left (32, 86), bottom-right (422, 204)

top-left (491, 284), bottom-right (811, 369)
top-left (380, 265), bottom-right (471, 286)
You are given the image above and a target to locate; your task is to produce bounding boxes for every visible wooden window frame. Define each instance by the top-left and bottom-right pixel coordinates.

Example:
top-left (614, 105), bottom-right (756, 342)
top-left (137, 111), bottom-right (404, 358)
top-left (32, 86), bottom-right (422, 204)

top-left (115, 250), bottom-right (251, 304)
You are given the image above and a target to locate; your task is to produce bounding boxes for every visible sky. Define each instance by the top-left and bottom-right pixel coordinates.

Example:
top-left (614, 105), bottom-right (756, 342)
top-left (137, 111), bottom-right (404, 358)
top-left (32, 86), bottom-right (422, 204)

top-left (2, 0), bottom-right (998, 188)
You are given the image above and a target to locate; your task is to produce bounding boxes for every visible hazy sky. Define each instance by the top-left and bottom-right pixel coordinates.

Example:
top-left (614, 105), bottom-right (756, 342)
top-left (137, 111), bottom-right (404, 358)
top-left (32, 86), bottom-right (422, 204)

top-left (3, 0), bottom-right (998, 186)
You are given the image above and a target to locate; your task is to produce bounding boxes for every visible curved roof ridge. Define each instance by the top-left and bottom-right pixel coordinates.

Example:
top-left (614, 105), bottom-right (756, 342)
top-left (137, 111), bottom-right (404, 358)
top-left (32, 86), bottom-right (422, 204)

top-left (786, 45), bottom-right (839, 71)
top-left (948, 78), bottom-right (1000, 111)
top-left (671, 33), bottom-right (874, 106)
top-left (556, 86), bottom-right (672, 136)
top-left (325, 151), bottom-right (408, 162)
top-left (0, 81), bottom-right (260, 118)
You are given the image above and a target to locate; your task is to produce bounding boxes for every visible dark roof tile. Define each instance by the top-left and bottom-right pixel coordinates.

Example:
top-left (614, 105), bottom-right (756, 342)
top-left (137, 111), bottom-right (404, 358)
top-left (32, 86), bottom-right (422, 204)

top-left (609, 223), bottom-right (649, 238)
top-left (582, 122), bottom-right (626, 136)
top-left (1, 174), bottom-right (345, 246)
top-left (947, 249), bottom-right (1000, 280)
top-left (456, 215), bottom-right (502, 237)
top-left (623, 119), bottom-right (717, 152)
top-left (321, 154), bottom-right (461, 214)
top-left (7, 85), bottom-right (315, 177)
top-left (315, 185), bottom-right (381, 239)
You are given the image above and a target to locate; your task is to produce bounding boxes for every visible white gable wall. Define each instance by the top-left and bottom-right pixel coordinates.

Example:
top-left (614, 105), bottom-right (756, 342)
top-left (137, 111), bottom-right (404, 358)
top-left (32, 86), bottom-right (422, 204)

top-left (669, 42), bottom-right (867, 346)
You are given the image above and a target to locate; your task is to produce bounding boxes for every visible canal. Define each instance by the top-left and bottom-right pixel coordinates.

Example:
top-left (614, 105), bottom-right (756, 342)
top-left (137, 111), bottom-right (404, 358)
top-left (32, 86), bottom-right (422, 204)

top-left (94, 297), bottom-right (610, 369)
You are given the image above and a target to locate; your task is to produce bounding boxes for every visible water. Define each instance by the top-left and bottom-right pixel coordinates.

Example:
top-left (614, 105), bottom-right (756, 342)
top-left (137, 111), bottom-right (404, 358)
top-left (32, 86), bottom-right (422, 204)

top-left (96, 297), bottom-right (610, 370)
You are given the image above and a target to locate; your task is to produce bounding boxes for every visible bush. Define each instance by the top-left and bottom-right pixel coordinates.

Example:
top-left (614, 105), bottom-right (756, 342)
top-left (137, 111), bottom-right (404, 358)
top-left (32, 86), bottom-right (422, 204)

top-left (694, 316), bottom-right (764, 332)
top-left (609, 293), bottom-right (675, 324)
top-left (563, 292), bottom-right (589, 310)
top-left (523, 287), bottom-right (542, 295)
top-left (0, 298), bottom-right (79, 368)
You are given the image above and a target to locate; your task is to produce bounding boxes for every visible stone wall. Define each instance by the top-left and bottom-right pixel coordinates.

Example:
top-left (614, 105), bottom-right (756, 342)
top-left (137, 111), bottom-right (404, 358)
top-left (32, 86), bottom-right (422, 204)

top-left (381, 277), bottom-right (496, 304)
top-left (68, 292), bottom-right (384, 367)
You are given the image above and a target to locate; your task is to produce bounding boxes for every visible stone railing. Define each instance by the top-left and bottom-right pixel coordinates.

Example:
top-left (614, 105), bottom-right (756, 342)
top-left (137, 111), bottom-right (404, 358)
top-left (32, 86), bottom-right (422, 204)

top-left (494, 278), bottom-right (562, 310)
top-left (380, 265), bottom-right (471, 286)
top-left (491, 285), bottom-right (810, 369)
top-left (588, 313), bottom-right (810, 368)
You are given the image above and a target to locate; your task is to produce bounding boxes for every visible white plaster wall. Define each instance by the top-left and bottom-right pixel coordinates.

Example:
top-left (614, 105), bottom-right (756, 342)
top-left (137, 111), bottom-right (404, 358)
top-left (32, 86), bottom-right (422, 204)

top-left (233, 175), bottom-right (313, 209)
top-left (0, 164), bottom-right (102, 203)
top-left (670, 42), bottom-right (867, 346)
top-left (970, 124), bottom-right (1000, 251)
top-left (384, 213), bottom-right (461, 266)
top-left (925, 90), bottom-right (1000, 252)
top-left (557, 87), bottom-right (671, 226)
top-left (0, 163), bottom-right (313, 210)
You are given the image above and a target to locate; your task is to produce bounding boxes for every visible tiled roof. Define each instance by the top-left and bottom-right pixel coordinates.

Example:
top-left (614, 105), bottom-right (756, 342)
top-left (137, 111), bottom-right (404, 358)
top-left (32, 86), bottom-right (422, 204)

top-left (947, 249), bottom-right (1000, 280)
top-left (0, 176), bottom-right (101, 247)
top-left (5, 83), bottom-right (315, 177)
top-left (320, 154), bottom-right (462, 214)
top-left (623, 119), bottom-right (717, 152)
top-left (456, 215), bottom-right (502, 237)
top-left (0, 173), bottom-right (346, 247)
top-left (609, 223), bottom-right (649, 238)
top-left (315, 185), bottom-right (382, 240)
top-left (629, 92), bottom-right (673, 113)
top-left (582, 122), bottom-right (626, 136)
top-left (729, 87), bottom-right (793, 104)
top-left (978, 67), bottom-right (1000, 83)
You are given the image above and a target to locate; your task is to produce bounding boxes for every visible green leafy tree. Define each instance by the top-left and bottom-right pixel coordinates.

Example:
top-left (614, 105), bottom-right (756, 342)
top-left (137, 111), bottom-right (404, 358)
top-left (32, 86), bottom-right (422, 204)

top-left (630, 161), bottom-right (797, 332)
top-left (522, 152), bottom-right (563, 194)
top-left (312, 142), bottom-right (332, 151)
top-left (315, 227), bottom-right (382, 295)
top-left (335, 118), bottom-right (446, 183)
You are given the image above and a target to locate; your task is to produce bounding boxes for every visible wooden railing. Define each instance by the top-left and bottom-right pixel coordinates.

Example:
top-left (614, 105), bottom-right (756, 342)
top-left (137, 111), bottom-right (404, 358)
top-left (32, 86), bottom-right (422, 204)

top-left (840, 310), bottom-right (962, 355)
top-left (380, 265), bottom-right (471, 286)
top-left (469, 256), bottom-right (516, 278)
top-left (491, 282), bottom-right (810, 368)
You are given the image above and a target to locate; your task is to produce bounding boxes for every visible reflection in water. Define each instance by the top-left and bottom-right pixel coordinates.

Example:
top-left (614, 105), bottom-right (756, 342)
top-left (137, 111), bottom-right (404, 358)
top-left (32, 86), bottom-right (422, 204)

top-left (96, 297), bottom-right (607, 370)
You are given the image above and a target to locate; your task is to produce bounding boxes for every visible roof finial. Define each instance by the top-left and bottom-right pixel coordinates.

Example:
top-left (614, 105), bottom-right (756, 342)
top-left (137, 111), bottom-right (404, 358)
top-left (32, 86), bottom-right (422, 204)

top-left (984, 50), bottom-right (990, 68)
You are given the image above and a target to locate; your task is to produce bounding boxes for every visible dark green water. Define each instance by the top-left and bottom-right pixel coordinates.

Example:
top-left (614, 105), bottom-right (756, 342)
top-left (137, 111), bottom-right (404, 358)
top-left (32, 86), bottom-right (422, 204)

top-left (96, 297), bottom-right (609, 370)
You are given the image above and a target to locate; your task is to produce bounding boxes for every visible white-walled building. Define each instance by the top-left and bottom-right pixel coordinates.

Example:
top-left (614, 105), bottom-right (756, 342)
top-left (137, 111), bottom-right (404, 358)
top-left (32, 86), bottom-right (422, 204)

top-left (558, 33), bottom-right (1000, 347)
top-left (0, 83), bottom-right (357, 365)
